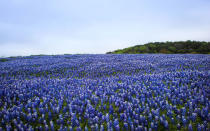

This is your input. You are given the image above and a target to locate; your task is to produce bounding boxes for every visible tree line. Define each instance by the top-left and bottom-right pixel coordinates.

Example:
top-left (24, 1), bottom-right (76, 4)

top-left (107, 40), bottom-right (210, 54)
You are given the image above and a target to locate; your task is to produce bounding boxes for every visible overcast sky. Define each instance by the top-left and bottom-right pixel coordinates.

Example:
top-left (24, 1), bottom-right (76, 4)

top-left (0, 0), bottom-right (210, 56)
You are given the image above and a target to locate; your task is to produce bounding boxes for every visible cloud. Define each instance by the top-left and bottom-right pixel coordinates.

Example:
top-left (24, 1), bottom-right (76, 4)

top-left (0, 0), bottom-right (210, 56)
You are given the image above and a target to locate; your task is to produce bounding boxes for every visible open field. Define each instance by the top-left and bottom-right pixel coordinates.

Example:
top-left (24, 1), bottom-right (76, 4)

top-left (0, 54), bottom-right (209, 130)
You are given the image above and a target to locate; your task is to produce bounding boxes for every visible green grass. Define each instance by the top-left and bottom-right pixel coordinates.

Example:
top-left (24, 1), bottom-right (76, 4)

top-left (0, 58), bottom-right (9, 62)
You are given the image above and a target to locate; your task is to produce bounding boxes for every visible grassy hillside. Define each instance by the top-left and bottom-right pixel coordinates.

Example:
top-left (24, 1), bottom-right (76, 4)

top-left (107, 40), bottom-right (210, 54)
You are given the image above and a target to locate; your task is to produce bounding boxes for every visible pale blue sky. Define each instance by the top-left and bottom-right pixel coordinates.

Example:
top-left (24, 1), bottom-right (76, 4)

top-left (0, 0), bottom-right (210, 56)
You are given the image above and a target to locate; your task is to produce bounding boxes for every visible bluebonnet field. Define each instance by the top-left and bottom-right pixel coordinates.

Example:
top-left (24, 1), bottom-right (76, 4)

top-left (0, 54), bottom-right (209, 131)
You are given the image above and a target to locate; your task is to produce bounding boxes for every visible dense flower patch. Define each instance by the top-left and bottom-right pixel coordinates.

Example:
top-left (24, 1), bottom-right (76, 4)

top-left (0, 54), bottom-right (209, 130)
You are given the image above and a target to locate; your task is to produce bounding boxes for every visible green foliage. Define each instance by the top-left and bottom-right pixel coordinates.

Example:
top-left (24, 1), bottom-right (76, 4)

top-left (0, 58), bottom-right (9, 62)
top-left (107, 40), bottom-right (210, 54)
